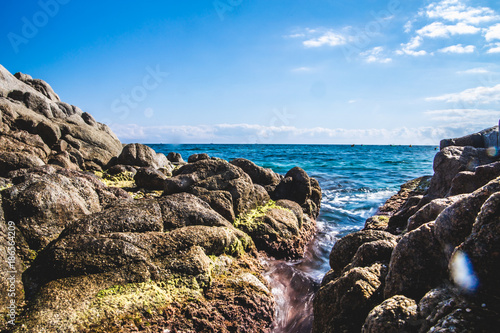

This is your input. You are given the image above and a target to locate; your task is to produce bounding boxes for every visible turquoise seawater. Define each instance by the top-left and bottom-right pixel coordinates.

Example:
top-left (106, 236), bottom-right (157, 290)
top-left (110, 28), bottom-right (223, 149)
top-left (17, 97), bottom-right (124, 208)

top-left (148, 144), bottom-right (437, 332)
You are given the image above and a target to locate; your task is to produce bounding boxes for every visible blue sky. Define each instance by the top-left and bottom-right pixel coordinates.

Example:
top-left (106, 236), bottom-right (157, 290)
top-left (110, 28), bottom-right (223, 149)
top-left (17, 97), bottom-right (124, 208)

top-left (1, 0), bottom-right (500, 144)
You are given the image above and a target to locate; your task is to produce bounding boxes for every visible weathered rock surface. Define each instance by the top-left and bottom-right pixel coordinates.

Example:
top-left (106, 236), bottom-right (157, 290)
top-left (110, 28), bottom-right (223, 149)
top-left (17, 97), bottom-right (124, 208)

top-left (116, 143), bottom-right (173, 170)
top-left (134, 166), bottom-right (167, 190)
top-left (426, 146), bottom-right (494, 199)
top-left (329, 230), bottom-right (397, 278)
top-left (449, 161), bottom-right (500, 196)
top-left (0, 66), bottom-right (323, 332)
top-left (230, 158), bottom-right (282, 187)
top-left (235, 200), bottom-right (315, 259)
top-left (313, 263), bottom-right (387, 333)
top-left (0, 65), bottom-right (122, 172)
top-left (164, 158), bottom-right (264, 221)
top-left (314, 127), bottom-right (500, 333)
top-left (2, 165), bottom-right (131, 252)
top-left (361, 295), bottom-right (418, 333)
top-left (271, 166), bottom-right (322, 219)
top-left (18, 196), bottom-right (275, 332)
top-left (407, 194), bottom-right (466, 231)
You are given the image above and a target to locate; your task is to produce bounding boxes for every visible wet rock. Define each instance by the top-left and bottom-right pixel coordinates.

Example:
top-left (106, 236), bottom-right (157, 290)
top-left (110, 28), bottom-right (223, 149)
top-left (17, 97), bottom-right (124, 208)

top-left (434, 178), bottom-right (500, 259)
top-left (188, 153), bottom-right (210, 163)
top-left (235, 200), bottom-right (315, 259)
top-left (272, 166), bottom-right (322, 218)
top-left (230, 158), bottom-right (281, 187)
top-left (449, 161), bottom-right (500, 196)
top-left (116, 143), bottom-right (172, 170)
top-left (362, 295), bottom-right (418, 333)
top-left (329, 230), bottom-right (397, 278)
top-left (313, 263), bottom-right (388, 333)
top-left (134, 167), bottom-right (167, 190)
top-left (384, 222), bottom-right (447, 300)
top-left (364, 215), bottom-right (390, 231)
top-left (407, 194), bottom-right (467, 231)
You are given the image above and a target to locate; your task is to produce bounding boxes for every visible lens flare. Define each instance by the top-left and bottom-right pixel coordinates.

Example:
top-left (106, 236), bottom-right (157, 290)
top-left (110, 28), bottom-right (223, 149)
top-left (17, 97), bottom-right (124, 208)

top-left (450, 251), bottom-right (478, 292)
top-left (486, 146), bottom-right (498, 158)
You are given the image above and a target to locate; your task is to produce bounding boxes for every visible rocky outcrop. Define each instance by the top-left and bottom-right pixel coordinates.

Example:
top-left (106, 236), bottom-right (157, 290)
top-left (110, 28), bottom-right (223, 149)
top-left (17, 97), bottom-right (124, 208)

top-left (0, 66), bottom-right (322, 332)
top-left (314, 128), bottom-right (500, 333)
top-left (0, 65), bottom-right (122, 173)
top-left (271, 166), bottom-right (322, 219)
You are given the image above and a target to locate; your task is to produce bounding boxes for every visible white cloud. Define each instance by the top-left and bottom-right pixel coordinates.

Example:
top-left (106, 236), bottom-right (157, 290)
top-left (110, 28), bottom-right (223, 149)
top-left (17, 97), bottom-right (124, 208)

top-left (425, 0), bottom-right (500, 25)
top-left (360, 46), bottom-right (392, 63)
top-left (286, 33), bottom-right (306, 38)
top-left (425, 108), bottom-right (500, 123)
top-left (486, 42), bottom-right (500, 53)
top-left (485, 23), bottom-right (500, 41)
top-left (438, 44), bottom-right (475, 53)
top-left (417, 22), bottom-right (480, 38)
top-left (457, 67), bottom-right (490, 74)
top-left (426, 83), bottom-right (500, 104)
top-left (111, 123), bottom-right (481, 145)
top-left (303, 31), bottom-right (347, 48)
top-left (396, 36), bottom-right (428, 56)
top-left (404, 20), bottom-right (414, 33)
top-left (291, 67), bottom-right (314, 73)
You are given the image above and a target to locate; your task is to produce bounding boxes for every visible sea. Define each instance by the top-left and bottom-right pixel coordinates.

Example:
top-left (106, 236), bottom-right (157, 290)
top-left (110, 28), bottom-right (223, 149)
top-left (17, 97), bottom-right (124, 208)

top-left (148, 144), bottom-right (437, 333)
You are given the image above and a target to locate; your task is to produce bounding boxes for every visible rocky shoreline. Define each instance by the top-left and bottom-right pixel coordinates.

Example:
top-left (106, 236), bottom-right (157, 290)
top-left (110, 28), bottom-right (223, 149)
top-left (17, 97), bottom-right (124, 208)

top-left (0, 65), bottom-right (320, 332)
top-left (313, 127), bottom-right (500, 332)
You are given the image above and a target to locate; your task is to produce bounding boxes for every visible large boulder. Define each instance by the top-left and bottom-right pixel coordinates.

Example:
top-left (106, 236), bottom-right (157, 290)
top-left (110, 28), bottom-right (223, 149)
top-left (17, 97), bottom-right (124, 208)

top-left (234, 200), bottom-right (315, 259)
top-left (440, 126), bottom-right (499, 150)
top-left (313, 263), bottom-right (387, 333)
top-left (2, 165), bottom-right (131, 251)
top-left (230, 158), bottom-right (281, 187)
top-left (116, 143), bottom-right (173, 170)
top-left (271, 167), bottom-right (322, 218)
top-left (454, 190), bottom-right (500, 310)
top-left (163, 158), bottom-right (265, 221)
top-left (449, 161), bottom-right (500, 196)
top-left (134, 167), bottom-right (167, 190)
top-left (0, 65), bottom-right (122, 170)
top-left (434, 178), bottom-right (500, 260)
top-left (384, 222), bottom-right (447, 300)
top-left (17, 197), bottom-right (274, 333)
top-left (361, 295), bottom-right (418, 333)
top-left (426, 146), bottom-right (494, 199)
top-left (407, 194), bottom-right (467, 231)
top-left (329, 230), bottom-right (397, 278)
